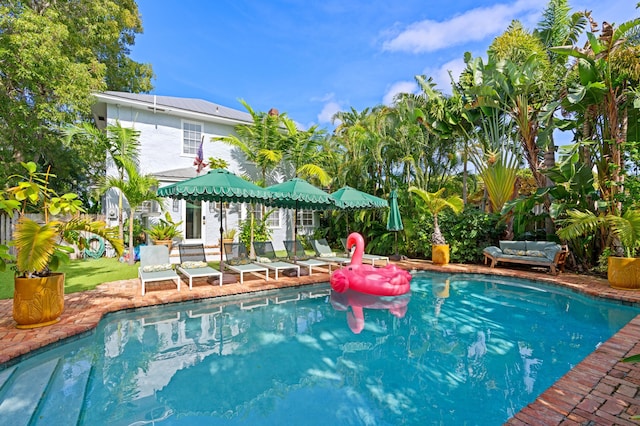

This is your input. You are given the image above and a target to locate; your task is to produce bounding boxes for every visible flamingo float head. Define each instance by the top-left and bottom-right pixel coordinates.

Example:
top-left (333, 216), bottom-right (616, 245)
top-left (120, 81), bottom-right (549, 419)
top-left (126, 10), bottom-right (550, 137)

top-left (346, 232), bottom-right (365, 265)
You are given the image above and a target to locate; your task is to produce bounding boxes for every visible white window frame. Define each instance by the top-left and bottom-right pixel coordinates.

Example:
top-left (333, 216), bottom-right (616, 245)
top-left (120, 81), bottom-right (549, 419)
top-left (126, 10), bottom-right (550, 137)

top-left (296, 210), bottom-right (314, 227)
top-left (265, 208), bottom-right (280, 228)
top-left (182, 120), bottom-right (203, 156)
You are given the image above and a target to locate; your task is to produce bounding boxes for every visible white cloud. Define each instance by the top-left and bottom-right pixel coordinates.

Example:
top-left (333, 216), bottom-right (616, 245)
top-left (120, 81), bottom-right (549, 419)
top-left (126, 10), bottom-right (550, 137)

top-left (425, 58), bottom-right (468, 95)
top-left (317, 101), bottom-right (342, 124)
top-left (382, 0), bottom-right (546, 53)
top-left (383, 81), bottom-right (418, 105)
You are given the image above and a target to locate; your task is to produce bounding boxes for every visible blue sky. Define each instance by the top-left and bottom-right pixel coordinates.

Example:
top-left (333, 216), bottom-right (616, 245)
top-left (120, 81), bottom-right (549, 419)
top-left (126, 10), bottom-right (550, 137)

top-left (132, 0), bottom-right (638, 130)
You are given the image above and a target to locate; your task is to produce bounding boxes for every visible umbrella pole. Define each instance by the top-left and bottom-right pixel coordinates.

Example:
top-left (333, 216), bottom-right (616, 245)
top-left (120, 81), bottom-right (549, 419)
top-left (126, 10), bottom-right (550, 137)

top-left (390, 231), bottom-right (401, 261)
top-left (220, 202), bottom-right (224, 264)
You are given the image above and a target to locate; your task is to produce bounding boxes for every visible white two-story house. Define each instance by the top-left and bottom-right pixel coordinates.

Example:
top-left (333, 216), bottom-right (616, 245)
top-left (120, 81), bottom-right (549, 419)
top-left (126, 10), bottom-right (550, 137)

top-left (91, 91), bottom-right (318, 253)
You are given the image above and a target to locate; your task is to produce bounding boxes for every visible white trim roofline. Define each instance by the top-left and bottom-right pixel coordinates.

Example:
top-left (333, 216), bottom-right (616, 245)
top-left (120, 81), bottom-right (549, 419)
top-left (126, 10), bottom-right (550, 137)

top-left (93, 91), bottom-right (253, 126)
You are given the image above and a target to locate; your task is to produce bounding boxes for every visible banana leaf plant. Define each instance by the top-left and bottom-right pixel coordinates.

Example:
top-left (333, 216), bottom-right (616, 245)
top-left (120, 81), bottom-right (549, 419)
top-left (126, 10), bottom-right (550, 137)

top-left (3, 162), bottom-right (124, 278)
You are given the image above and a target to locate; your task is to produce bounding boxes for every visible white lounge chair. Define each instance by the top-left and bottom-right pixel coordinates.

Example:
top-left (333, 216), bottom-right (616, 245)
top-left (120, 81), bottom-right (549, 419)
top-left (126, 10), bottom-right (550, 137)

top-left (341, 238), bottom-right (390, 266)
top-left (177, 243), bottom-right (223, 289)
top-left (223, 242), bottom-right (269, 284)
top-left (311, 238), bottom-right (352, 266)
top-left (283, 240), bottom-right (332, 276)
top-left (138, 245), bottom-right (181, 296)
top-left (253, 241), bottom-right (300, 280)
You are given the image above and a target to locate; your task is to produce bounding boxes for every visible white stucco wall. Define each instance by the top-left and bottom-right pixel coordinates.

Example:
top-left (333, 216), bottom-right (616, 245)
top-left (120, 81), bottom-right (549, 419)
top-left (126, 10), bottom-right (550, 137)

top-left (101, 102), bottom-right (300, 253)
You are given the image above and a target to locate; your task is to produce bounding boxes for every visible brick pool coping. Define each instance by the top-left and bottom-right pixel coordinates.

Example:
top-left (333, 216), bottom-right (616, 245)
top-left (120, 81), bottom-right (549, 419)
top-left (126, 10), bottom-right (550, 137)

top-left (1, 260), bottom-right (640, 425)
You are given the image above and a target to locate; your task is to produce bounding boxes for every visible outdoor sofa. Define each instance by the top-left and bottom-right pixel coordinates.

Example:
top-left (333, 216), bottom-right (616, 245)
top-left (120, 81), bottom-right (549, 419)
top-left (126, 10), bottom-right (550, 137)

top-left (482, 240), bottom-right (568, 275)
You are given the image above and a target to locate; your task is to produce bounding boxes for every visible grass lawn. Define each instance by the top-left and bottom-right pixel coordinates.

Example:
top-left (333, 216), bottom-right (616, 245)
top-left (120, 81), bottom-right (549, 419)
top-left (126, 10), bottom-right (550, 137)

top-left (1, 258), bottom-right (141, 300)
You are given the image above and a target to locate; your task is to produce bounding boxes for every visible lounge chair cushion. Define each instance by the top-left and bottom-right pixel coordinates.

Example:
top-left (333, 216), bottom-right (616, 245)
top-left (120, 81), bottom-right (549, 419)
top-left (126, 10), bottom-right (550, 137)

top-left (319, 252), bottom-right (337, 258)
top-left (142, 263), bottom-right (173, 272)
top-left (181, 261), bottom-right (208, 269)
top-left (227, 258), bottom-right (252, 266)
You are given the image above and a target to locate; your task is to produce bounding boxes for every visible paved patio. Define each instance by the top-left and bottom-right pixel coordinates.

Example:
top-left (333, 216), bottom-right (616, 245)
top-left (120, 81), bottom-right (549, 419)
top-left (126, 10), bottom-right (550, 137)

top-left (1, 260), bottom-right (640, 425)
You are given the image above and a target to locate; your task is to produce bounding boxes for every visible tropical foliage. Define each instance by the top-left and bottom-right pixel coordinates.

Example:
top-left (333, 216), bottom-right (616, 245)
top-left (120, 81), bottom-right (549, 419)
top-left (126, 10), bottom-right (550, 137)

top-left (4, 0), bottom-right (639, 275)
top-left (0, 1), bottom-right (153, 197)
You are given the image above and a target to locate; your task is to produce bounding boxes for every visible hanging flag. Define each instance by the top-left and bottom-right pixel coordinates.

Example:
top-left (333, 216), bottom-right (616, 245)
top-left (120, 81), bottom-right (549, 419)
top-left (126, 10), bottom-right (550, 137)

top-left (194, 136), bottom-right (207, 173)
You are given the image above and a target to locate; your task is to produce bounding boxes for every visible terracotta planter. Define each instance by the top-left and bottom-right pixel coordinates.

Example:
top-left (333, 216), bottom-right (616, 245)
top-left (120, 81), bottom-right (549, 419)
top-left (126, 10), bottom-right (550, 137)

top-left (432, 244), bottom-right (450, 265)
top-left (13, 273), bottom-right (65, 329)
top-left (608, 256), bottom-right (640, 290)
top-left (153, 239), bottom-right (173, 253)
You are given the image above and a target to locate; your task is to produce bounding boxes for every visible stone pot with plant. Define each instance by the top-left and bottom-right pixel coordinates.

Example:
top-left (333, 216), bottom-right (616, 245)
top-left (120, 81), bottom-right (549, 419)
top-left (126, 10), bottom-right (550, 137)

top-left (146, 212), bottom-right (183, 253)
top-left (558, 208), bottom-right (640, 289)
top-left (1, 162), bottom-right (124, 329)
top-left (408, 187), bottom-right (463, 265)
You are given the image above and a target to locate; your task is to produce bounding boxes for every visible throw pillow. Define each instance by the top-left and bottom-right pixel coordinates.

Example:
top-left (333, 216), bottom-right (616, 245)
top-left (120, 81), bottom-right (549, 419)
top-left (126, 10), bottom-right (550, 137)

top-left (525, 250), bottom-right (546, 258)
top-left (319, 252), bottom-right (337, 258)
top-left (256, 256), bottom-right (272, 263)
top-left (181, 261), bottom-right (208, 269)
top-left (142, 263), bottom-right (173, 273)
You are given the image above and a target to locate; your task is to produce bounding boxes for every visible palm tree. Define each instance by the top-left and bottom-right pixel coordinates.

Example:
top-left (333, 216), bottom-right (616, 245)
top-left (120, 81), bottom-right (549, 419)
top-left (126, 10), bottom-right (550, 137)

top-left (280, 117), bottom-right (331, 186)
top-left (408, 187), bottom-right (463, 245)
top-left (63, 121), bottom-right (141, 241)
top-left (98, 159), bottom-right (162, 265)
top-left (214, 99), bottom-right (283, 186)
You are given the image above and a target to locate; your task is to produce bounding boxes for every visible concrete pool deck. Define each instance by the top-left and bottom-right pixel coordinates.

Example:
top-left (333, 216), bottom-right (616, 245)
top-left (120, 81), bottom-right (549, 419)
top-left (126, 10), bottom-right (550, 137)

top-left (1, 260), bottom-right (640, 425)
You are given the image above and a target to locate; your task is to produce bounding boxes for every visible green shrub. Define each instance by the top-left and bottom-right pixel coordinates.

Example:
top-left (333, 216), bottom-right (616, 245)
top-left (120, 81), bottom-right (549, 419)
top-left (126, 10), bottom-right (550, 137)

top-left (405, 207), bottom-right (504, 263)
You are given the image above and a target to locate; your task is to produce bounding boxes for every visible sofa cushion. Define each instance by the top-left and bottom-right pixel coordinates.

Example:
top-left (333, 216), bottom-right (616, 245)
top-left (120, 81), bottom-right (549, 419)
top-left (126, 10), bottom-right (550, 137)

top-left (500, 241), bottom-right (526, 252)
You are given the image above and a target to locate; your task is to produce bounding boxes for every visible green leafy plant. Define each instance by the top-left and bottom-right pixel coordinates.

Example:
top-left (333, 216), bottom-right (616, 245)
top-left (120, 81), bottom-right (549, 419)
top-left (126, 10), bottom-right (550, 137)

top-left (146, 212), bottom-right (183, 241)
top-left (408, 187), bottom-right (463, 245)
top-left (557, 208), bottom-right (640, 258)
top-left (239, 209), bottom-right (275, 249)
top-left (2, 162), bottom-right (124, 278)
top-left (222, 228), bottom-right (237, 240)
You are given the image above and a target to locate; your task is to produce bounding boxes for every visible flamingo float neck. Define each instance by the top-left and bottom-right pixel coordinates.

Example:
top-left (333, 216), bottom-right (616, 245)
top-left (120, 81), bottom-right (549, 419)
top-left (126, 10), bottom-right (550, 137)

top-left (346, 232), bottom-right (365, 265)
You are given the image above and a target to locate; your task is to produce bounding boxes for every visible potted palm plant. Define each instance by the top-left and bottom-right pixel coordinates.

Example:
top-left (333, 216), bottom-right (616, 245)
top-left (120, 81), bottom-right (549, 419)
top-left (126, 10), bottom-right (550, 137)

top-left (409, 187), bottom-right (464, 265)
top-left (146, 212), bottom-right (183, 253)
top-left (1, 162), bottom-right (124, 328)
top-left (557, 207), bottom-right (640, 289)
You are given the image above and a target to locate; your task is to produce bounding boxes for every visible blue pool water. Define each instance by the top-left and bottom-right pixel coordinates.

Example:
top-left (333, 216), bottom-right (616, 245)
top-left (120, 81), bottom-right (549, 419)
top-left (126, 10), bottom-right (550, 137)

top-left (1, 272), bottom-right (639, 425)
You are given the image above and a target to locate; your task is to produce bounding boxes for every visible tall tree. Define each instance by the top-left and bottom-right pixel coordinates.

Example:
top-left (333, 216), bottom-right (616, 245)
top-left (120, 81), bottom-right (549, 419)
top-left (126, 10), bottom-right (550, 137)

top-left (63, 121), bottom-right (142, 240)
top-left (0, 1), bottom-right (153, 192)
top-left (280, 117), bottom-right (331, 186)
top-left (98, 158), bottom-right (161, 265)
top-left (215, 99), bottom-right (283, 186)
top-left (552, 14), bottom-right (640, 217)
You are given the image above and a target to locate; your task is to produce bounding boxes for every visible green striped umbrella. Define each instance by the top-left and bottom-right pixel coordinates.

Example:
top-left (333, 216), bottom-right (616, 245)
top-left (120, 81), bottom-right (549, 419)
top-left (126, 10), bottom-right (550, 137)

top-left (157, 169), bottom-right (272, 262)
top-left (265, 178), bottom-right (337, 241)
top-left (331, 186), bottom-right (388, 210)
top-left (386, 189), bottom-right (403, 259)
top-left (331, 186), bottom-right (388, 234)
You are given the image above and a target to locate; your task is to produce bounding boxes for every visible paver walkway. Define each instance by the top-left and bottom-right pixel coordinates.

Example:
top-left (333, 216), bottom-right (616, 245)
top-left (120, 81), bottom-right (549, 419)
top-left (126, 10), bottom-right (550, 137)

top-left (2, 260), bottom-right (640, 425)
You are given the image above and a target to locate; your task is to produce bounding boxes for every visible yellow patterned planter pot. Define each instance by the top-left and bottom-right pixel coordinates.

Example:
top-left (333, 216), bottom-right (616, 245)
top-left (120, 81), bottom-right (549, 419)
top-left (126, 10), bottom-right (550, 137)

top-left (13, 273), bottom-right (65, 329)
top-left (432, 244), bottom-right (450, 265)
top-left (608, 257), bottom-right (640, 290)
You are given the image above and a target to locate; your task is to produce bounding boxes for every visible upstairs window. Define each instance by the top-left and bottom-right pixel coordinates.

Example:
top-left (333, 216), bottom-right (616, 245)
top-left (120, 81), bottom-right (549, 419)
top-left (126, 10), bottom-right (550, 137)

top-left (182, 121), bottom-right (202, 155)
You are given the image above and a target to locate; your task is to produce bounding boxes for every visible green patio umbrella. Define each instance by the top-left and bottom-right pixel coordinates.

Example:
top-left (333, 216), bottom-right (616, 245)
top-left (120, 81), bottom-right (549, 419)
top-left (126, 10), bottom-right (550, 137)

top-left (331, 185), bottom-right (388, 234)
top-left (386, 189), bottom-right (403, 260)
top-left (157, 168), bottom-right (272, 262)
top-left (265, 178), bottom-right (337, 242)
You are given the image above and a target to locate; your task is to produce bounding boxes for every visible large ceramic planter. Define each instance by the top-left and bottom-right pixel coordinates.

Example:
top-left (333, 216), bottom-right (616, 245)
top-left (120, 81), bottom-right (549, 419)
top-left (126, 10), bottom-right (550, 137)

top-left (153, 239), bottom-right (173, 253)
top-left (13, 273), bottom-right (65, 329)
top-left (608, 256), bottom-right (640, 289)
top-left (432, 244), bottom-right (450, 265)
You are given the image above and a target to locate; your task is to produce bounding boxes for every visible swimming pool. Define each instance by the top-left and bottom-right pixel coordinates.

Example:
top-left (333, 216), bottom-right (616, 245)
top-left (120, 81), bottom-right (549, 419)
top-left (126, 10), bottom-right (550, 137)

top-left (1, 272), bottom-right (638, 425)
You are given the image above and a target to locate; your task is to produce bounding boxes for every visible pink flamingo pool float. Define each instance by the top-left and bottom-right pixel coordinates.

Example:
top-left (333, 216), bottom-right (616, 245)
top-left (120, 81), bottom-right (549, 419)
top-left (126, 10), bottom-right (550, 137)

top-left (330, 232), bottom-right (412, 296)
top-left (330, 290), bottom-right (411, 333)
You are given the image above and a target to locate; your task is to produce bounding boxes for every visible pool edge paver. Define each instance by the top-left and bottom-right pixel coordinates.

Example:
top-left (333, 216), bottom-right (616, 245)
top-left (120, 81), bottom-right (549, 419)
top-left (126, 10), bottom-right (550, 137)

top-left (3, 260), bottom-right (640, 425)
